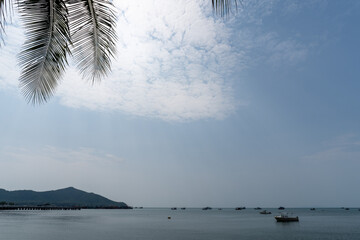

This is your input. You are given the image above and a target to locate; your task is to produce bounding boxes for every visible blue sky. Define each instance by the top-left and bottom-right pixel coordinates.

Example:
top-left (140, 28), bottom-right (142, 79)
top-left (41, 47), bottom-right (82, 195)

top-left (0, 0), bottom-right (360, 208)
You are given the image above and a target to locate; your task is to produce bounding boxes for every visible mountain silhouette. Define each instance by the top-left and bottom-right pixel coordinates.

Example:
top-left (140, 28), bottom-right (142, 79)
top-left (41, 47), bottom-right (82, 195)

top-left (0, 187), bottom-right (130, 208)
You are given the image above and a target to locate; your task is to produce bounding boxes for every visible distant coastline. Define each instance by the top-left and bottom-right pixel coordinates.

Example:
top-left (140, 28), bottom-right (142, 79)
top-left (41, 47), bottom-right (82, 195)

top-left (0, 187), bottom-right (132, 209)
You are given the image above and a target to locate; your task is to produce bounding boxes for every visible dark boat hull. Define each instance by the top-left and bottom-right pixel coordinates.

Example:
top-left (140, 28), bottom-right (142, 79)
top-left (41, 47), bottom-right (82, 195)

top-left (275, 216), bottom-right (299, 222)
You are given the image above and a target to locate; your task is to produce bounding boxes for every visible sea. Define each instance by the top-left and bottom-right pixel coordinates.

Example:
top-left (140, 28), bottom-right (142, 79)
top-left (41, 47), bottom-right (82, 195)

top-left (0, 208), bottom-right (359, 240)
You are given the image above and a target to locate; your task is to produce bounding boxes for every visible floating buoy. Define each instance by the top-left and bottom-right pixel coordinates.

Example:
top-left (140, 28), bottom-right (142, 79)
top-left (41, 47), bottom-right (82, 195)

top-left (168, 216), bottom-right (171, 219)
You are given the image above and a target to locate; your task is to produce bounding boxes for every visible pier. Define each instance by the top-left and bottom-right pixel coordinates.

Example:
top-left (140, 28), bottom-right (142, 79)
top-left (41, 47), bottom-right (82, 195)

top-left (0, 206), bottom-right (81, 211)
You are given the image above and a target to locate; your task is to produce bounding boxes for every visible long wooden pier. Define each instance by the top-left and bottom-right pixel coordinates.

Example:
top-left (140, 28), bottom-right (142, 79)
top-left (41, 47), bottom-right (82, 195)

top-left (0, 206), bottom-right (81, 211)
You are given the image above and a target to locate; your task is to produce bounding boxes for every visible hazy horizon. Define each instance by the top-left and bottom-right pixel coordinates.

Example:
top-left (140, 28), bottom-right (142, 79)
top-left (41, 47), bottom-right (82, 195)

top-left (1, 186), bottom-right (358, 209)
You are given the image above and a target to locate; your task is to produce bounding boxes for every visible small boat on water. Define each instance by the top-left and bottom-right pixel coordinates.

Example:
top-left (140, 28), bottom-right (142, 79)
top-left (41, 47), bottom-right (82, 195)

top-left (278, 206), bottom-right (285, 210)
top-left (171, 207), bottom-right (177, 210)
top-left (259, 210), bottom-right (271, 214)
top-left (202, 207), bottom-right (212, 210)
top-left (310, 208), bottom-right (316, 211)
top-left (275, 213), bottom-right (299, 222)
top-left (254, 207), bottom-right (262, 210)
top-left (181, 208), bottom-right (186, 210)
top-left (235, 207), bottom-right (246, 210)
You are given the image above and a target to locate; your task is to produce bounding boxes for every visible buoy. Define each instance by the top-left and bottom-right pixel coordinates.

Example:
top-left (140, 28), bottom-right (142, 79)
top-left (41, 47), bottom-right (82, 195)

top-left (168, 216), bottom-right (171, 219)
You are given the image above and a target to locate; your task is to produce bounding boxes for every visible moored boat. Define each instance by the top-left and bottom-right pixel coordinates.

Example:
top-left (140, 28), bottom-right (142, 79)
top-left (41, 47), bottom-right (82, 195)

top-left (260, 210), bottom-right (271, 214)
top-left (202, 207), bottom-right (212, 210)
top-left (235, 207), bottom-right (246, 210)
top-left (275, 213), bottom-right (299, 222)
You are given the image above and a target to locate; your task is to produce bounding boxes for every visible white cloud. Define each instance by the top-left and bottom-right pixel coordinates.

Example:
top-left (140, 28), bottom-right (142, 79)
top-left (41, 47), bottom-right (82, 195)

top-left (0, 23), bottom-right (24, 90)
top-left (57, 0), bottom-right (238, 121)
top-left (0, 0), bottom-right (312, 121)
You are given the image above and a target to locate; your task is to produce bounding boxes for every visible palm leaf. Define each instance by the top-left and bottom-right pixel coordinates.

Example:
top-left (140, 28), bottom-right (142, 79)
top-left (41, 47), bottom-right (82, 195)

top-left (212, 0), bottom-right (239, 17)
top-left (0, 0), bottom-right (11, 44)
top-left (67, 0), bottom-right (117, 83)
top-left (18, 0), bottom-right (71, 104)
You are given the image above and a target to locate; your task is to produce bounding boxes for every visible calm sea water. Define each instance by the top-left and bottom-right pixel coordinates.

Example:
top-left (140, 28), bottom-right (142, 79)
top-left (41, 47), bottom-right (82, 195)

top-left (1, 208), bottom-right (360, 240)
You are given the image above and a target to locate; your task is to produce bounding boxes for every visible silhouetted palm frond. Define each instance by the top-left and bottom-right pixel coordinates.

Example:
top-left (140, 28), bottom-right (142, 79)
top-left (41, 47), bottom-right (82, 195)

top-left (18, 0), bottom-right (71, 104)
top-left (0, 0), bottom-right (11, 44)
top-left (212, 0), bottom-right (239, 17)
top-left (67, 0), bottom-right (117, 83)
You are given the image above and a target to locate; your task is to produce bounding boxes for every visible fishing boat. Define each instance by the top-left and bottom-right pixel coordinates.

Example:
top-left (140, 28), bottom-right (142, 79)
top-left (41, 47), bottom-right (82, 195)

top-left (259, 210), bottom-right (271, 214)
top-left (235, 207), bottom-right (246, 210)
top-left (275, 213), bottom-right (299, 222)
top-left (202, 207), bottom-right (212, 210)
top-left (278, 206), bottom-right (285, 210)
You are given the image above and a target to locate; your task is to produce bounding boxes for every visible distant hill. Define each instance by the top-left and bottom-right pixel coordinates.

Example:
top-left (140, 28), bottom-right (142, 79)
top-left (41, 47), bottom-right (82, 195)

top-left (0, 187), bottom-right (131, 208)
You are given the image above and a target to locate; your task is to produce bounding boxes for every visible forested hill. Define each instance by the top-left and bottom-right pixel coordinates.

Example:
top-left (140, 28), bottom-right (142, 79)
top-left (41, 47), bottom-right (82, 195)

top-left (0, 187), bottom-right (130, 208)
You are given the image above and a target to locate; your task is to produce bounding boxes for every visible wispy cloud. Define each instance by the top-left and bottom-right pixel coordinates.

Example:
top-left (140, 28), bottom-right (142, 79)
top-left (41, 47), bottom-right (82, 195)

top-left (2, 145), bottom-right (124, 165)
top-left (0, 23), bottom-right (24, 90)
top-left (303, 134), bottom-right (360, 162)
top-left (57, 0), bottom-right (238, 121)
top-left (0, 0), bottom-right (313, 121)
top-left (0, 145), bottom-right (127, 195)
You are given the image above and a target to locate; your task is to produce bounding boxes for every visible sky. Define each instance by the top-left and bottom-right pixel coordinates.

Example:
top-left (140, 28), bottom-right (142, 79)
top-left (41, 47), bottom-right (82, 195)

top-left (0, 0), bottom-right (360, 208)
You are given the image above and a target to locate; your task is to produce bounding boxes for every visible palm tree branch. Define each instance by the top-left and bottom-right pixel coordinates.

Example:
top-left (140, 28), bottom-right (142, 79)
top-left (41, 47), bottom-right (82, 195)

top-left (67, 0), bottom-right (117, 83)
top-left (0, 0), bottom-right (11, 44)
top-left (212, 0), bottom-right (240, 17)
top-left (18, 0), bottom-right (71, 104)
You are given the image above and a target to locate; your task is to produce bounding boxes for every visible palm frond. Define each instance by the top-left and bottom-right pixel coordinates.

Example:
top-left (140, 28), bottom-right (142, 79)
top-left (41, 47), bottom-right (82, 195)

top-left (212, 0), bottom-right (240, 17)
top-left (18, 0), bottom-right (71, 104)
top-left (67, 0), bottom-right (117, 83)
top-left (0, 0), bottom-right (11, 45)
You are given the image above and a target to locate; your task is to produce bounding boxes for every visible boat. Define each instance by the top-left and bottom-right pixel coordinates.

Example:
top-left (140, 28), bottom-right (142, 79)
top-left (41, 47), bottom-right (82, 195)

top-left (278, 206), bottom-right (285, 210)
top-left (254, 207), bottom-right (262, 210)
top-left (171, 207), bottom-right (177, 210)
top-left (310, 208), bottom-right (316, 211)
top-left (218, 208), bottom-right (222, 210)
top-left (259, 210), bottom-right (271, 214)
top-left (345, 208), bottom-right (350, 210)
top-left (235, 207), bottom-right (246, 210)
top-left (202, 207), bottom-right (212, 210)
top-left (180, 208), bottom-right (186, 210)
top-left (275, 213), bottom-right (299, 222)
